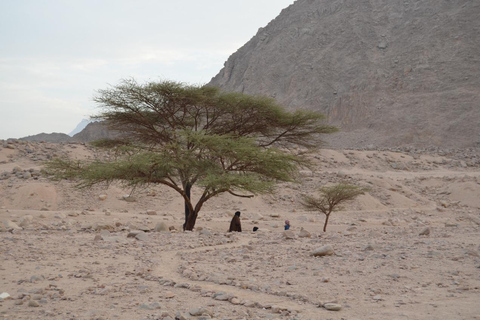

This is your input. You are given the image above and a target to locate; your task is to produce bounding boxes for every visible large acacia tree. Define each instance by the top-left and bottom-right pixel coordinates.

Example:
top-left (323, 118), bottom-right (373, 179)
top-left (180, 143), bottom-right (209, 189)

top-left (46, 79), bottom-right (337, 230)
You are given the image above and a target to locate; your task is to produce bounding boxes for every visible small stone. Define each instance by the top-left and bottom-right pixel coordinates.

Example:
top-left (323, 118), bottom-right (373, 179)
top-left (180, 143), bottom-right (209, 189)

top-left (54, 213), bottom-right (66, 219)
top-left (0, 292), bottom-right (11, 300)
top-left (3, 220), bottom-right (22, 231)
top-left (377, 41), bottom-right (388, 49)
top-left (373, 295), bottom-right (383, 301)
top-left (244, 300), bottom-right (256, 307)
top-left (189, 307), bottom-right (208, 316)
top-left (419, 227), bottom-right (431, 236)
top-left (154, 222), bottom-right (168, 232)
top-left (28, 300), bottom-right (40, 307)
top-left (298, 227), bottom-right (311, 238)
top-left (146, 210), bottom-right (157, 215)
top-left (311, 245), bottom-right (334, 257)
top-left (19, 215), bottom-right (33, 227)
top-left (283, 230), bottom-right (296, 239)
top-left (137, 225), bottom-right (150, 232)
top-left (123, 195), bottom-right (136, 202)
top-left (250, 212), bottom-right (264, 220)
top-left (363, 244), bottom-right (375, 251)
top-left (93, 223), bottom-right (114, 231)
top-left (165, 291), bottom-right (175, 299)
top-left (323, 303), bottom-right (341, 311)
top-left (138, 304), bottom-right (154, 310)
top-left (175, 312), bottom-right (188, 320)
top-left (271, 305), bottom-right (283, 313)
top-left (98, 194), bottom-right (107, 201)
top-left (127, 230), bottom-right (142, 238)
top-left (214, 294), bottom-right (230, 301)
top-left (199, 229), bottom-right (212, 236)
top-left (135, 233), bottom-right (149, 241)
top-left (337, 171), bottom-right (346, 177)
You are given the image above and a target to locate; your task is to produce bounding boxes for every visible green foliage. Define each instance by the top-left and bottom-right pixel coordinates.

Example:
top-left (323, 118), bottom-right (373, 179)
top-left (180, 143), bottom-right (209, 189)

top-left (302, 184), bottom-right (368, 232)
top-left (46, 79), bottom-right (336, 230)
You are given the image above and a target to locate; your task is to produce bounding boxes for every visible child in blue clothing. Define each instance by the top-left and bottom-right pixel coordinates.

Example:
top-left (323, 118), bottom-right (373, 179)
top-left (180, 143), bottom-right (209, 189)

top-left (284, 220), bottom-right (290, 230)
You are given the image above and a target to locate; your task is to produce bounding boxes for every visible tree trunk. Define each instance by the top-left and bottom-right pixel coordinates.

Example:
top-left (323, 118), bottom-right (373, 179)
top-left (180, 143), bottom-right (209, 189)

top-left (323, 213), bottom-right (331, 232)
top-left (183, 183), bottom-right (192, 231)
top-left (184, 209), bottom-right (198, 231)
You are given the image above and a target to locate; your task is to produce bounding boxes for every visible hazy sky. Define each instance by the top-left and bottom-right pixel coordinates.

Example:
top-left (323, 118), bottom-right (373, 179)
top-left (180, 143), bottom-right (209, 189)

top-left (0, 0), bottom-right (294, 139)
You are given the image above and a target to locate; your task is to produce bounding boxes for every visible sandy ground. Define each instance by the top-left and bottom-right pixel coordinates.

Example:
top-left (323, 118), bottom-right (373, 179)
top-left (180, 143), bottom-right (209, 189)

top-left (1, 140), bottom-right (480, 320)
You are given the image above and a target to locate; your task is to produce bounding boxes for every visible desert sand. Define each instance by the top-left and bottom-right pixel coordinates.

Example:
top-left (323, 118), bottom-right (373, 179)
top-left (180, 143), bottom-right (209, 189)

top-left (1, 139), bottom-right (480, 320)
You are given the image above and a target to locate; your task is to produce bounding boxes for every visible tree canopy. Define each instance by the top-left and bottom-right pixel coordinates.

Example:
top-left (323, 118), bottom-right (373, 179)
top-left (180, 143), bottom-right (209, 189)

top-left (301, 184), bottom-right (368, 232)
top-left (46, 79), bottom-right (337, 230)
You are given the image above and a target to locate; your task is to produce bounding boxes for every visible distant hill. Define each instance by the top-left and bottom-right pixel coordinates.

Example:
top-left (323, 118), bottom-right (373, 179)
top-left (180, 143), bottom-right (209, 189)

top-left (69, 119), bottom-right (93, 137)
top-left (209, 0), bottom-right (480, 148)
top-left (19, 122), bottom-right (118, 144)
top-left (20, 132), bottom-right (72, 143)
top-left (71, 121), bottom-right (120, 142)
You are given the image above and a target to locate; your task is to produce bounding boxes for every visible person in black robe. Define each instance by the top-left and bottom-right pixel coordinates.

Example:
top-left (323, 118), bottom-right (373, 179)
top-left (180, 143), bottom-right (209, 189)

top-left (229, 211), bottom-right (242, 232)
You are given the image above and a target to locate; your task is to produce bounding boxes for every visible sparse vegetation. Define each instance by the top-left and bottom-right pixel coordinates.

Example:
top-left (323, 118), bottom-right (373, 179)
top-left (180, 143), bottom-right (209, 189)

top-left (301, 184), bottom-right (368, 232)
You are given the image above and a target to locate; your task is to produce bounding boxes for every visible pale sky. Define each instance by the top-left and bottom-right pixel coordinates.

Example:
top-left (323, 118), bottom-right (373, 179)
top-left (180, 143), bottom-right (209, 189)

top-left (0, 0), bottom-right (294, 139)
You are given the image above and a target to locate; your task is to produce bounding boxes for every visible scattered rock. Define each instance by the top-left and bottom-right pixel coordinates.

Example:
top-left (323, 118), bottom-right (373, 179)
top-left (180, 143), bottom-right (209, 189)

top-left (199, 229), bottom-right (212, 236)
top-left (0, 292), bottom-right (11, 300)
top-left (28, 300), bottom-right (40, 307)
top-left (135, 232), bottom-right (149, 241)
top-left (154, 222), bottom-right (168, 232)
top-left (3, 220), bottom-right (22, 231)
top-left (19, 215), bottom-right (33, 227)
top-left (127, 230), bottom-right (142, 238)
top-left (312, 245), bottom-right (334, 257)
top-left (122, 195), bottom-right (136, 202)
top-left (250, 212), bottom-right (264, 220)
top-left (323, 303), bottom-right (342, 311)
top-left (93, 223), bottom-right (114, 231)
top-left (298, 227), bottom-right (311, 238)
top-left (373, 295), bottom-right (383, 301)
top-left (189, 307), bottom-right (210, 316)
top-left (419, 227), bottom-right (431, 236)
top-left (283, 230), bottom-right (296, 239)
top-left (363, 244), bottom-right (375, 251)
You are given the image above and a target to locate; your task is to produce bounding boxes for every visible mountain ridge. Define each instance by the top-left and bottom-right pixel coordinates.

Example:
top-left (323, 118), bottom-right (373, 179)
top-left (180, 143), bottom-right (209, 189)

top-left (209, 0), bottom-right (480, 148)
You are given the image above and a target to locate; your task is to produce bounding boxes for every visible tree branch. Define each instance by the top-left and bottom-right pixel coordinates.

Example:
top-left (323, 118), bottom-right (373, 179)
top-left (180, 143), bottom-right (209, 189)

top-left (228, 190), bottom-right (254, 198)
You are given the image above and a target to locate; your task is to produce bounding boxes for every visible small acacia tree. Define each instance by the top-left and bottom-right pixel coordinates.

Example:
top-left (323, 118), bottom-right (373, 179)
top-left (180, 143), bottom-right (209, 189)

top-left (301, 184), bottom-right (368, 232)
top-left (45, 79), bottom-right (337, 230)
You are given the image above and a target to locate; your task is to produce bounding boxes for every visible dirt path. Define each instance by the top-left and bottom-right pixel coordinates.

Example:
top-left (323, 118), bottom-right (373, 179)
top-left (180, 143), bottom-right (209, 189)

top-left (152, 234), bottom-right (324, 317)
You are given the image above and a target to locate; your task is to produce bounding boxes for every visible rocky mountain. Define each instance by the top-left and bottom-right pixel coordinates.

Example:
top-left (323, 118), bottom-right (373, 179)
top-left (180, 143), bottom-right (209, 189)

top-left (18, 122), bottom-right (117, 143)
top-left (71, 121), bottom-right (120, 142)
top-left (68, 119), bottom-right (93, 136)
top-left (19, 132), bottom-right (72, 143)
top-left (209, 0), bottom-right (480, 149)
